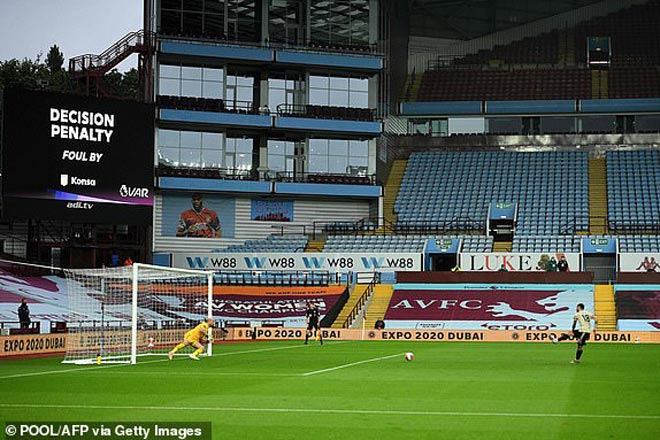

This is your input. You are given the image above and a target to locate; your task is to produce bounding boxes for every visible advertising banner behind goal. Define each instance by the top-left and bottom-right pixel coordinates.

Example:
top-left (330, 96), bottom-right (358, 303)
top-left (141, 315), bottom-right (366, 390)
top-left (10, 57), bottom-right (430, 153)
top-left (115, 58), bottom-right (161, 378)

top-left (383, 284), bottom-right (594, 330)
top-left (459, 253), bottom-right (581, 271)
top-left (173, 252), bottom-right (423, 272)
top-left (618, 253), bottom-right (660, 272)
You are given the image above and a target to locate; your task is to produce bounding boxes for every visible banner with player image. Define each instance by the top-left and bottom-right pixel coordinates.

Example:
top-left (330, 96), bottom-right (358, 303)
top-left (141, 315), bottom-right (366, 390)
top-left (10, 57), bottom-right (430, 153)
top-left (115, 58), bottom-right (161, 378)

top-left (251, 199), bottom-right (294, 222)
top-left (459, 253), bottom-right (581, 271)
top-left (614, 286), bottom-right (660, 331)
top-left (383, 284), bottom-right (594, 330)
top-left (618, 253), bottom-right (660, 272)
top-left (160, 192), bottom-right (235, 238)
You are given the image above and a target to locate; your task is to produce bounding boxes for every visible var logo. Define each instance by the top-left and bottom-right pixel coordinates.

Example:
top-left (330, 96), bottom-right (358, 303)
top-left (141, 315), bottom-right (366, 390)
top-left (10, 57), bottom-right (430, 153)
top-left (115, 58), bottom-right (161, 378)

top-left (186, 257), bottom-right (209, 269)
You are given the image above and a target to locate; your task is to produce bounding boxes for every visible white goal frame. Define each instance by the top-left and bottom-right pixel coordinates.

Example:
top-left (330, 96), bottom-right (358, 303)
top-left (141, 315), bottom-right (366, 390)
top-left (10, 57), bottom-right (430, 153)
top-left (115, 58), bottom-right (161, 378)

top-left (63, 263), bottom-right (215, 365)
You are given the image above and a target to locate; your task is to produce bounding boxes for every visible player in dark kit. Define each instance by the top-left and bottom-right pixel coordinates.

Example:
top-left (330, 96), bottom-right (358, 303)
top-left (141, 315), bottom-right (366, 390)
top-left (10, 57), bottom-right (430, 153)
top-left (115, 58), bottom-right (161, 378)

top-left (550, 303), bottom-right (597, 364)
top-left (305, 303), bottom-right (323, 345)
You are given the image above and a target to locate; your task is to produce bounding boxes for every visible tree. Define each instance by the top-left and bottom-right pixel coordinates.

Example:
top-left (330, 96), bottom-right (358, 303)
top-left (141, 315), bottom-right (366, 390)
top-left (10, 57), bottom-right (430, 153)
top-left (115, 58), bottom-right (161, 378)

top-left (45, 45), bottom-right (65, 72)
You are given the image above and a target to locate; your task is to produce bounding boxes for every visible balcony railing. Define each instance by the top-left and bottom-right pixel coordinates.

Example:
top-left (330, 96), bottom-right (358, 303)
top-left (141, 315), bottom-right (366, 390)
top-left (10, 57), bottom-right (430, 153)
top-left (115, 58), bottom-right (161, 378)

top-left (276, 103), bottom-right (375, 122)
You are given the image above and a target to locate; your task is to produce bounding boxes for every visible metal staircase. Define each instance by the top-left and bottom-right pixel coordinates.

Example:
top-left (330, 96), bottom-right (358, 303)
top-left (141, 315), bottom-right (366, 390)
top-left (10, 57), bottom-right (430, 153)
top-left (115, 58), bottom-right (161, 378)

top-left (68, 30), bottom-right (155, 100)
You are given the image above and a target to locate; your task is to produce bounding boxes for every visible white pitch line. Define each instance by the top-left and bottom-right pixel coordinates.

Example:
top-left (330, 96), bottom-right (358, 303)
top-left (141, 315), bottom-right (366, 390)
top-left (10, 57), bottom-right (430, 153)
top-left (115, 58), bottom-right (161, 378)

top-left (0, 358), bottom-right (170, 380)
top-left (302, 353), bottom-right (403, 376)
top-left (0, 403), bottom-right (657, 420)
top-left (0, 341), bottom-right (348, 380)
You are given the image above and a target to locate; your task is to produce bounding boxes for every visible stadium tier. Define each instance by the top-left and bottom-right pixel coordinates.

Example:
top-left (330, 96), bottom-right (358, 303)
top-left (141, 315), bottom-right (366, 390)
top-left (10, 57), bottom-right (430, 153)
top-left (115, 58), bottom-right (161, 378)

top-left (323, 235), bottom-right (493, 253)
top-left (512, 236), bottom-right (582, 253)
top-left (417, 68), bottom-right (592, 102)
top-left (514, 235), bottom-right (660, 253)
top-left (214, 234), bottom-right (309, 253)
top-left (618, 236), bottom-right (660, 252)
top-left (395, 151), bottom-right (589, 235)
top-left (607, 150), bottom-right (660, 232)
top-left (413, 1), bottom-right (660, 102)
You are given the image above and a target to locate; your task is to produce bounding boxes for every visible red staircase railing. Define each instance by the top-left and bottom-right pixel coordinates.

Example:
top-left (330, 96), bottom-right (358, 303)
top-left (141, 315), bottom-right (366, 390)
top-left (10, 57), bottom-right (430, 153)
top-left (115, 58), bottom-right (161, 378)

top-left (69, 30), bottom-right (155, 77)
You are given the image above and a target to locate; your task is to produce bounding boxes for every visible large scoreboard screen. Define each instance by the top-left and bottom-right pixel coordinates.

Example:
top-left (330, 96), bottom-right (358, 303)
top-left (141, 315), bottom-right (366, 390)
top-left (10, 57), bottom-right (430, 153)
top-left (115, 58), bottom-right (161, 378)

top-left (1, 88), bottom-right (154, 224)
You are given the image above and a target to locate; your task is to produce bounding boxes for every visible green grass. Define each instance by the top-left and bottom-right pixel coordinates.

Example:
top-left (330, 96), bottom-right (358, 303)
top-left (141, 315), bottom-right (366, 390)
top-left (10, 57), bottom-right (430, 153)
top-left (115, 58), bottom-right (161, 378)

top-left (1, 341), bottom-right (659, 439)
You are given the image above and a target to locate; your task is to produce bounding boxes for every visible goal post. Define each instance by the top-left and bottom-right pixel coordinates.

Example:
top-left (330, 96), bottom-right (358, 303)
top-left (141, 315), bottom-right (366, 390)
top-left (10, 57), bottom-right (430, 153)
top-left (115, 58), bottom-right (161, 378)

top-left (63, 263), bottom-right (214, 365)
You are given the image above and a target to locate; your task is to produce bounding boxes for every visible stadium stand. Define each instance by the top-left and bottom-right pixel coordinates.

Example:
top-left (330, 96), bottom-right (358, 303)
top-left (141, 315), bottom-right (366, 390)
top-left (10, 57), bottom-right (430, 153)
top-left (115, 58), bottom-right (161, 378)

top-left (618, 236), bottom-right (660, 252)
top-left (395, 151), bottom-right (589, 235)
top-left (214, 234), bottom-right (308, 253)
top-left (414, 1), bottom-right (660, 102)
top-left (323, 235), bottom-right (493, 253)
top-left (512, 236), bottom-right (582, 252)
top-left (417, 68), bottom-right (591, 101)
top-left (606, 150), bottom-right (660, 232)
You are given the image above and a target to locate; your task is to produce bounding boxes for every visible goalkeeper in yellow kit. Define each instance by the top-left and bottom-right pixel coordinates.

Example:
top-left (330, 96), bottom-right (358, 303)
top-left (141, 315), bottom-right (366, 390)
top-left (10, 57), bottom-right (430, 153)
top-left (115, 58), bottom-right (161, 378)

top-left (168, 318), bottom-right (214, 361)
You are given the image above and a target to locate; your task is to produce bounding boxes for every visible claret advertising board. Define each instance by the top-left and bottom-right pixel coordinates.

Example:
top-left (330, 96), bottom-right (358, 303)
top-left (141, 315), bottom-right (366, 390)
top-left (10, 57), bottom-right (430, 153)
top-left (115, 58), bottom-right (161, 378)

top-left (1, 88), bottom-right (154, 224)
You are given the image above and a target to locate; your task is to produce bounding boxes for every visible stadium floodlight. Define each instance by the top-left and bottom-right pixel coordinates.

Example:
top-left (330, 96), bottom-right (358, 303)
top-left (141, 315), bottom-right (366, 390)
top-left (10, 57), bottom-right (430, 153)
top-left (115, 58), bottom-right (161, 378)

top-left (63, 263), bottom-right (214, 365)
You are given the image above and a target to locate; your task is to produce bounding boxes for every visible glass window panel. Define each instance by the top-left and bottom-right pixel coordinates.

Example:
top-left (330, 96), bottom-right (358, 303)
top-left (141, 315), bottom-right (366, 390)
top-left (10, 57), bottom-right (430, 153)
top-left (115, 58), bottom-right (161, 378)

top-left (225, 154), bottom-right (234, 169)
top-left (226, 87), bottom-right (235, 103)
top-left (186, 0), bottom-right (203, 12)
top-left (350, 91), bottom-right (368, 108)
top-left (236, 86), bottom-right (252, 102)
top-left (162, 0), bottom-right (181, 9)
top-left (237, 76), bottom-right (253, 87)
top-left (269, 79), bottom-right (286, 89)
top-left (181, 66), bottom-right (202, 80)
top-left (309, 88), bottom-right (328, 105)
top-left (329, 77), bottom-right (349, 90)
top-left (285, 142), bottom-right (295, 156)
top-left (158, 129), bottom-right (180, 147)
top-left (350, 77), bottom-right (369, 92)
top-left (329, 139), bottom-right (348, 155)
top-left (201, 132), bottom-right (222, 149)
top-left (236, 138), bottom-right (253, 153)
top-left (201, 82), bottom-right (222, 98)
top-left (204, 0), bottom-right (223, 14)
top-left (309, 139), bottom-right (329, 155)
top-left (225, 138), bottom-right (236, 152)
top-left (201, 150), bottom-right (222, 167)
top-left (160, 10), bottom-right (181, 34)
top-left (202, 67), bottom-right (223, 82)
top-left (181, 131), bottom-right (202, 148)
top-left (180, 148), bottom-right (201, 167)
top-left (349, 156), bottom-right (368, 167)
top-left (159, 147), bottom-right (180, 165)
top-left (268, 154), bottom-right (285, 171)
top-left (329, 89), bottom-right (348, 106)
top-left (309, 75), bottom-right (329, 88)
top-left (268, 141), bottom-right (284, 155)
top-left (204, 13), bottom-right (223, 36)
top-left (159, 78), bottom-right (180, 95)
top-left (328, 155), bottom-right (348, 174)
top-left (160, 65), bottom-right (180, 78)
top-left (182, 12), bottom-right (203, 35)
top-left (181, 79), bottom-right (202, 96)
top-left (236, 153), bottom-right (252, 169)
top-left (308, 156), bottom-right (328, 173)
top-left (350, 140), bottom-right (368, 157)
top-left (269, 89), bottom-right (286, 109)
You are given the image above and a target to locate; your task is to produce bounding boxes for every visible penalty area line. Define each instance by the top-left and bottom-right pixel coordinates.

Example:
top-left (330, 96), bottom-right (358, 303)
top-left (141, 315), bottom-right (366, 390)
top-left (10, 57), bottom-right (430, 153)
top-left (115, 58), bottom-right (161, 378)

top-left (302, 353), bottom-right (404, 376)
top-left (0, 404), bottom-right (657, 420)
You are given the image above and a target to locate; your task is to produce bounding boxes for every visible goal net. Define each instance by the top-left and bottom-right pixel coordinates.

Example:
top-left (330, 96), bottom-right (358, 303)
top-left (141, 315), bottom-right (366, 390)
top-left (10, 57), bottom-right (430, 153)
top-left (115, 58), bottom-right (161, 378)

top-left (63, 263), bottom-right (214, 364)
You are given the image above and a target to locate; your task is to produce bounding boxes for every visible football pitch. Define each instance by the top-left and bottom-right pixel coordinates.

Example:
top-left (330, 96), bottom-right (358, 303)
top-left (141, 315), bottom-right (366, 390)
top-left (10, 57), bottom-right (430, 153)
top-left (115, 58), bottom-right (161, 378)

top-left (1, 340), bottom-right (659, 440)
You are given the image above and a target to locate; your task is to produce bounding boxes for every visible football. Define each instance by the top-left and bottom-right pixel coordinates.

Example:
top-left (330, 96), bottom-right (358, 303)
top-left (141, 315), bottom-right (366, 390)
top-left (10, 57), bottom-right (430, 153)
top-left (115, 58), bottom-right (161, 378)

top-left (405, 352), bottom-right (414, 361)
